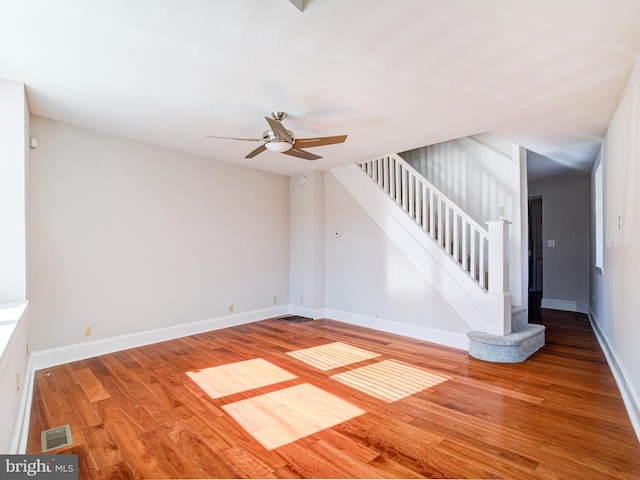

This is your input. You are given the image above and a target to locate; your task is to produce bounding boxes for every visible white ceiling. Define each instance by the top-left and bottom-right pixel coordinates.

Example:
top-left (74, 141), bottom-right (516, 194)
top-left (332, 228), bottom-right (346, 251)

top-left (1, 0), bottom-right (639, 179)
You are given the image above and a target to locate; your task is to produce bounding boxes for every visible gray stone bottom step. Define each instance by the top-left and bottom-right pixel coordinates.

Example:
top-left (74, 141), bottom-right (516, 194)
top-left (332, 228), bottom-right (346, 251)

top-left (512, 306), bottom-right (528, 331)
top-left (467, 323), bottom-right (546, 363)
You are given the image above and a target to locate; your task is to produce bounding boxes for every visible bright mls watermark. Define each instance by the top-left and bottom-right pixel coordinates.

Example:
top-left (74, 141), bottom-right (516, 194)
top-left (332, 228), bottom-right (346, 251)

top-left (0, 455), bottom-right (77, 479)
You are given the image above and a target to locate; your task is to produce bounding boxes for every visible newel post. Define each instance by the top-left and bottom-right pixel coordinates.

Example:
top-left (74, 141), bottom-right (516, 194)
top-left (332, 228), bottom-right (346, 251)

top-left (486, 220), bottom-right (512, 335)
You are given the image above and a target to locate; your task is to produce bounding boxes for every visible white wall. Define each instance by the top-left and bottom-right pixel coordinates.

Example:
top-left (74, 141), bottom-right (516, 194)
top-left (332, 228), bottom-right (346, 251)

top-left (289, 171), bottom-right (325, 316)
top-left (0, 306), bottom-right (29, 453)
top-left (529, 177), bottom-right (590, 313)
top-left (400, 136), bottom-right (527, 307)
top-left (0, 78), bottom-right (27, 303)
top-left (324, 171), bottom-right (470, 339)
top-left (28, 117), bottom-right (290, 351)
top-left (591, 54), bottom-right (640, 437)
top-left (0, 78), bottom-right (30, 454)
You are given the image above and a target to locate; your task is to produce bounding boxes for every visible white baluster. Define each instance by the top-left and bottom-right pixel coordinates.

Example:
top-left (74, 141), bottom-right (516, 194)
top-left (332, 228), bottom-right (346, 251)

top-left (453, 212), bottom-right (459, 263)
top-left (479, 237), bottom-right (486, 289)
top-left (445, 206), bottom-right (451, 254)
top-left (422, 183), bottom-right (428, 231)
top-left (395, 161), bottom-right (402, 205)
top-left (429, 189), bottom-right (435, 237)
top-left (402, 168), bottom-right (408, 211)
top-left (462, 221), bottom-right (468, 272)
top-left (437, 196), bottom-right (444, 246)
top-left (416, 179), bottom-right (420, 224)
top-left (408, 173), bottom-right (415, 219)
top-left (383, 156), bottom-right (390, 193)
top-left (389, 157), bottom-right (396, 200)
top-left (470, 229), bottom-right (477, 280)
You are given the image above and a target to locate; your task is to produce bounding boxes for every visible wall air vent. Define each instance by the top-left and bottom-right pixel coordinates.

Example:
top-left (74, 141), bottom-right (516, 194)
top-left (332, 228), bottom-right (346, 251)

top-left (280, 315), bottom-right (313, 324)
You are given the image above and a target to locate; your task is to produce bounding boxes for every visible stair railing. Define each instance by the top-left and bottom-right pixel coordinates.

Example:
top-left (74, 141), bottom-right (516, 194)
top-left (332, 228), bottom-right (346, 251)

top-left (358, 154), bottom-right (490, 291)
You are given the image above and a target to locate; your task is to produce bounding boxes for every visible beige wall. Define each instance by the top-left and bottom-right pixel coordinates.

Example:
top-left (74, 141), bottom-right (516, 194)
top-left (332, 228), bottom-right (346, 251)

top-left (591, 54), bottom-right (640, 437)
top-left (28, 117), bottom-right (290, 351)
top-left (529, 177), bottom-right (591, 312)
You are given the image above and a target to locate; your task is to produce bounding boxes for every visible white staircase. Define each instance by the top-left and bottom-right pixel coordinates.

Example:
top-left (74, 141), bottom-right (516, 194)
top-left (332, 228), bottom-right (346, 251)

top-left (332, 152), bottom-right (544, 362)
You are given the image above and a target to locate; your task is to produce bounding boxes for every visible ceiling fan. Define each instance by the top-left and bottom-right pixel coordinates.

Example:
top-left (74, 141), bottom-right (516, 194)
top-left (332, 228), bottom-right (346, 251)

top-left (206, 111), bottom-right (347, 161)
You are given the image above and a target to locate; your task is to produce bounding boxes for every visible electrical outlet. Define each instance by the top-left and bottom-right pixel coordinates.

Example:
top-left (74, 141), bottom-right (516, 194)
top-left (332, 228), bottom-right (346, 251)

top-left (229, 304), bottom-right (234, 313)
top-left (300, 294), bottom-right (304, 303)
top-left (84, 324), bottom-right (92, 336)
top-left (16, 372), bottom-right (20, 393)
top-left (498, 207), bottom-right (505, 217)
top-left (272, 295), bottom-right (277, 305)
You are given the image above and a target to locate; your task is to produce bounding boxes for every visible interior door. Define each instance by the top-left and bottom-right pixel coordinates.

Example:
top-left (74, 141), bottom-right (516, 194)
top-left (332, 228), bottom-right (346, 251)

top-left (528, 198), bottom-right (543, 293)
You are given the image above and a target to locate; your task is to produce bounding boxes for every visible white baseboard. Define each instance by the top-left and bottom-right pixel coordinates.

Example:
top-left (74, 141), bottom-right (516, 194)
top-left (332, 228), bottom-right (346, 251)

top-left (19, 304), bottom-right (469, 454)
top-left (589, 308), bottom-right (640, 442)
top-left (288, 305), bottom-right (326, 320)
top-left (325, 308), bottom-right (469, 351)
top-left (541, 298), bottom-right (589, 314)
top-left (31, 305), bottom-right (290, 370)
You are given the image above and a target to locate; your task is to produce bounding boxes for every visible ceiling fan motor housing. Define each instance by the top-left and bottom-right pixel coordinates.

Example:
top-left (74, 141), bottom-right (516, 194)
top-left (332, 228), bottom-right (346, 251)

top-left (263, 129), bottom-right (295, 144)
top-left (271, 111), bottom-right (287, 121)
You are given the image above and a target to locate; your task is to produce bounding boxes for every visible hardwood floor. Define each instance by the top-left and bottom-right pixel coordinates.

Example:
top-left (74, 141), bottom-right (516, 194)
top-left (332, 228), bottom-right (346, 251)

top-left (27, 311), bottom-right (640, 479)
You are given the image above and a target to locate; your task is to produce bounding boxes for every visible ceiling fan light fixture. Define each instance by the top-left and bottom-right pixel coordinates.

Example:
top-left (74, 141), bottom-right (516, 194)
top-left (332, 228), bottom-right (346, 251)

top-left (265, 140), bottom-right (293, 153)
top-left (206, 111), bottom-right (347, 160)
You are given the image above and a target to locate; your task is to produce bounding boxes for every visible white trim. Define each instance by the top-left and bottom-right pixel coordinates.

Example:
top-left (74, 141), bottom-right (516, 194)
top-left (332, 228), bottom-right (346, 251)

top-left (0, 302), bottom-right (28, 376)
top-left (288, 305), bottom-right (325, 320)
top-left (30, 306), bottom-right (289, 370)
top-left (14, 306), bottom-right (290, 454)
top-left (589, 308), bottom-right (640, 442)
top-left (325, 308), bottom-right (469, 351)
top-left (11, 354), bottom-right (35, 454)
top-left (17, 304), bottom-right (471, 454)
top-left (540, 298), bottom-right (589, 314)
top-left (467, 135), bottom-right (515, 162)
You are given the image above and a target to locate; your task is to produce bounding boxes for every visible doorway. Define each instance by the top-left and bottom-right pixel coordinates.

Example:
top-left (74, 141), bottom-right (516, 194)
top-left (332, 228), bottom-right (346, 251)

top-left (528, 198), bottom-right (543, 309)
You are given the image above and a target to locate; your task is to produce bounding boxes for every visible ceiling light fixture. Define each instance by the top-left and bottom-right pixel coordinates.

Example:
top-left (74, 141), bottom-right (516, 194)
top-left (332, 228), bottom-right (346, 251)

top-left (265, 140), bottom-right (293, 153)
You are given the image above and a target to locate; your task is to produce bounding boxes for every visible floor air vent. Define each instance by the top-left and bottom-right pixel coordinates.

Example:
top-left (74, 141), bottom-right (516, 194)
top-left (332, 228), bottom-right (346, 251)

top-left (280, 315), bottom-right (313, 324)
top-left (41, 424), bottom-right (72, 452)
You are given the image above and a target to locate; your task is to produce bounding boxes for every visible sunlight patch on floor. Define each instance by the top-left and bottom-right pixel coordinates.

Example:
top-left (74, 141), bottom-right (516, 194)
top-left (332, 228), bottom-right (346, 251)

top-left (222, 383), bottom-right (365, 450)
top-left (331, 359), bottom-right (450, 402)
top-left (286, 342), bottom-right (380, 371)
top-left (186, 358), bottom-right (297, 399)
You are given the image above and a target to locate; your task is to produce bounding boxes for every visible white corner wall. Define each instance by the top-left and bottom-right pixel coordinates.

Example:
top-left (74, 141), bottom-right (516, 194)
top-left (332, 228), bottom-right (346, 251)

top-left (289, 171), bottom-right (325, 317)
top-left (529, 177), bottom-right (591, 313)
top-left (28, 117), bottom-right (290, 352)
top-left (0, 78), bottom-right (27, 303)
top-left (324, 171), bottom-right (470, 349)
top-left (0, 78), bottom-right (30, 454)
top-left (591, 54), bottom-right (640, 439)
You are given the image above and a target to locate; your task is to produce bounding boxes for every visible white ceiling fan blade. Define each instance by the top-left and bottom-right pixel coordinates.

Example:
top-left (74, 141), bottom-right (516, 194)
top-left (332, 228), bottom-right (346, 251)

top-left (205, 135), bottom-right (262, 142)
